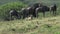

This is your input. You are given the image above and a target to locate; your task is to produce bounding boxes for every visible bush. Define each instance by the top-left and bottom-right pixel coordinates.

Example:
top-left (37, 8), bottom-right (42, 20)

top-left (0, 1), bottom-right (28, 19)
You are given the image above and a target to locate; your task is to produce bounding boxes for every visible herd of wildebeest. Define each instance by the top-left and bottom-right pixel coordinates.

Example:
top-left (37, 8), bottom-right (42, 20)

top-left (5, 3), bottom-right (57, 21)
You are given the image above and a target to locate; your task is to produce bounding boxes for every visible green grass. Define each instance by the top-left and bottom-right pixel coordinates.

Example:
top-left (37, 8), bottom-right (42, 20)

top-left (0, 16), bottom-right (60, 34)
top-left (0, 0), bottom-right (60, 34)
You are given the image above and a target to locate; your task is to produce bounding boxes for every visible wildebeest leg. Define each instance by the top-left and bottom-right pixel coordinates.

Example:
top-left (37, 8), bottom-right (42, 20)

top-left (54, 11), bottom-right (56, 16)
top-left (43, 12), bottom-right (45, 17)
top-left (23, 14), bottom-right (27, 19)
top-left (50, 10), bottom-right (52, 15)
top-left (23, 14), bottom-right (26, 19)
top-left (10, 14), bottom-right (12, 20)
top-left (53, 11), bottom-right (54, 15)
top-left (32, 12), bottom-right (36, 17)
top-left (53, 11), bottom-right (56, 16)
top-left (10, 15), bottom-right (13, 20)
top-left (16, 14), bottom-right (21, 19)
top-left (35, 10), bottom-right (38, 18)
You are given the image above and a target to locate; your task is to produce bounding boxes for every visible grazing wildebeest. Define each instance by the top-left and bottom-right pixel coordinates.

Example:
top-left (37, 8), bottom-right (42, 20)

top-left (9, 9), bottom-right (20, 20)
top-left (35, 5), bottom-right (50, 17)
top-left (26, 3), bottom-right (42, 17)
top-left (20, 8), bottom-right (29, 19)
top-left (21, 7), bottom-right (34, 19)
top-left (50, 4), bottom-right (57, 16)
top-left (21, 3), bottom-right (43, 19)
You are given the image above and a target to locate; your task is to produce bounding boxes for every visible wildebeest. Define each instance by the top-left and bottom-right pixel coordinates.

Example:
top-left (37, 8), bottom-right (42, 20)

top-left (20, 3), bottom-right (42, 19)
top-left (20, 7), bottom-right (34, 19)
top-left (20, 8), bottom-right (29, 19)
top-left (50, 4), bottom-right (57, 16)
top-left (9, 9), bottom-right (20, 20)
top-left (35, 4), bottom-right (57, 17)
top-left (27, 3), bottom-right (42, 17)
top-left (35, 5), bottom-right (50, 17)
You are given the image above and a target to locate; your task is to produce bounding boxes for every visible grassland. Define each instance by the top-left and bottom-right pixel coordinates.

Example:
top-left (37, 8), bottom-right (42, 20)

top-left (0, 0), bottom-right (60, 34)
top-left (0, 15), bottom-right (60, 34)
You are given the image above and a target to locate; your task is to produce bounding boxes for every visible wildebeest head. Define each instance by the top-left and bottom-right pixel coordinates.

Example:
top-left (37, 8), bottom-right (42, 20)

top-left (49, 4), bottom-right (57, 16)
top-left (50, 4), bottom-right (57, 11)
top-left (9, 9), bottom-right (21, 20)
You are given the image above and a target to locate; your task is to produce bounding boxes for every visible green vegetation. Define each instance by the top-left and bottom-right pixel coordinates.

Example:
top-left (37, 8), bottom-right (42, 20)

top-left (0, 2), bottom-right (27, 19)
top-left (0, 0), bottom-right (60, 34)
top-left (0, 16), bottom-right (60, 34)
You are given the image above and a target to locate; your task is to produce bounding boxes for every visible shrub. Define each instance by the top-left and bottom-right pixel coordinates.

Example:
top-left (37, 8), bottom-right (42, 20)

top-left (0, 1), bottom-right (28, 19)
